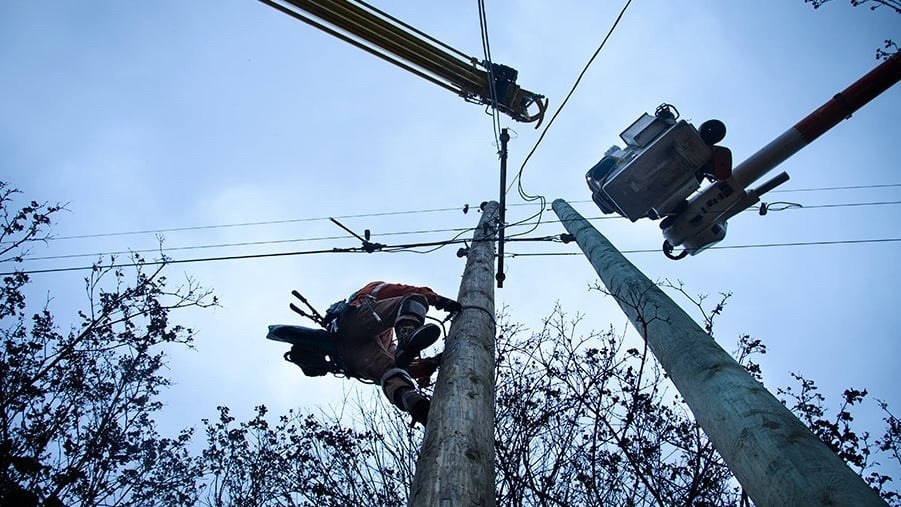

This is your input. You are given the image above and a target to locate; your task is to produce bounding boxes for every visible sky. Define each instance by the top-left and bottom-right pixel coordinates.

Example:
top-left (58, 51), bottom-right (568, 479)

top-left (2, 0), bottom-right (900, 458)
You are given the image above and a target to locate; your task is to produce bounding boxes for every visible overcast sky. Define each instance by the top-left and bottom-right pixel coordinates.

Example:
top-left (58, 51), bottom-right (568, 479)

top-left (2, 0), bottom-right (899, 450)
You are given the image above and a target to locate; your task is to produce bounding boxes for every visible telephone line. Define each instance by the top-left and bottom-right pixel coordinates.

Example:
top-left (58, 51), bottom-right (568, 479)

top-left (22, 226), bottom-right (475, 262)
top-left (9, 235), bottom-right (899, 277)
top-left (508, 237), bottom-right (901, 257)
top-left (44, 206), bottom-right (462, 241)
top-left (14, 199), bottom-right (900, 263)
top-left (30, 184), bottom-right (899, 243)
top-left (2, 235), bottom-right (562, 276)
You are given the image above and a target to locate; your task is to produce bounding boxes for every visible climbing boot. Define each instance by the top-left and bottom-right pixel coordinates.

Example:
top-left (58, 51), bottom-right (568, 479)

top-left (394, 323), bottom-right (440, 368)
top-left (401, 390), bottom-right (431, 427)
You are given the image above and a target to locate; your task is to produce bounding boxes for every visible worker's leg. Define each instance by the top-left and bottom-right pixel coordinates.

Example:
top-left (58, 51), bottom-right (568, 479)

top-left (338, 295), bottom-right (440, 366)
top-left (391, 296), bottom-right (440, 368)
top-left (340, 345), bottom-right (430, 426)
top-left (380, 368), bottom-right (430, 426)
top-left (336, 302), bottom-right (432, 425)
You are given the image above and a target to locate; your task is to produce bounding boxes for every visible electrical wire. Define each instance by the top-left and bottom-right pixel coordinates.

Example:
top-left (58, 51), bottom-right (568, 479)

top-left (10, 233), bottom-right (899, 277)
top-left (504, 0), bottom-right (635, 239)
top-left (40, 206), bottom-right (463, 242)
top-left (508, 0), bottom-right (635, 195)
top-left (382, 227), bottom-right (474, 254)
top-left (11, 198), bottom-right (900, 264)
top-left (478, 0), bottom-right (503, 150)
top-left (26, 183), bottom-right (898, 245)
top-left (507, 237), bottom-right (901, 257)
top-left (1, 233), bottom-right (559, 276)
top-left (770, 183), bottom-right (901, 193)
top-left (19, 226), bottom-right (475, 262)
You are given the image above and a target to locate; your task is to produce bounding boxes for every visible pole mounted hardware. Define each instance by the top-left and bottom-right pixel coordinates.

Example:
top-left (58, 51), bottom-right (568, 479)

top-left (496, 128), bottom-right (510, 288)
top-left (329, 217), bottom-right (385, 253)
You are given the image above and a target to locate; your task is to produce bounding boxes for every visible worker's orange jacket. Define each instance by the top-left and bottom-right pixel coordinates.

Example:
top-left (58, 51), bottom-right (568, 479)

top-left (350, 281), bottom-right (441, 307)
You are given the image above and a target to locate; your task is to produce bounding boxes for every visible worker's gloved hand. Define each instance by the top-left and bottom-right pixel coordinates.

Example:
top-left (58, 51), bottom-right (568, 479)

top-left (434, 296), bottom-right (461, 313)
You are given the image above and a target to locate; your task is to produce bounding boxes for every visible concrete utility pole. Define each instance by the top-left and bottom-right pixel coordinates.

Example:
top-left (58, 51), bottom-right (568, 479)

top-left (552, 199), bottom-right (886, 507)
top-left (409, 201), bottom-right (498, 507)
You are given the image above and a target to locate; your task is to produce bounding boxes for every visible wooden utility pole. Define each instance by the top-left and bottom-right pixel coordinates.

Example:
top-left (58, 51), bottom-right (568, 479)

top-left (409, 201), bottom-right (498, 507)
top-left (552, 199), bottom-right (886, 507)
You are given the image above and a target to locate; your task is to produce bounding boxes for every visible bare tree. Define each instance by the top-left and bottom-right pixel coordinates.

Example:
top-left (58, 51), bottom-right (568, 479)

top-left (494, 302), bottom-right (739, 506)
top-left (0, 182), bottom-right (216, 506)
top-left (804, 0), bottom-right (901, 14)
top-left (803, 0), bottom-right (900, 58)
top-left (177, 291), bottom-right (900, 505)
top-left (195, 404), bottom-right (409, 507)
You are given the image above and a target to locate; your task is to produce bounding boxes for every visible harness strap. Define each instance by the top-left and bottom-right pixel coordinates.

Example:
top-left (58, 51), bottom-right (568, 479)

top-left (358, 282), bottom-right (388, 325)
top-left (363, 297), bottom-right (383, 325)
top-left (369, 282), bottom-right (388, 298)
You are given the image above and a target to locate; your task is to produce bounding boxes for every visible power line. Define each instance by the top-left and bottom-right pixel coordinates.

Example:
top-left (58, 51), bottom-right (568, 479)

top-left (2, 247), bottom-right (355, 276)
top-left (30, 183), bottom-right (899, 244)
top-left (771, 183), bottom-right (901, 193)
top-left (509, 0), bottom-right (635, 196)
top-left (785, 200), bottom-right (901, 210)
top-left (503, 0), bottom-right (634, 240)
top-left (43, 206), bottom-right (462, 241)
top-left (508, 237), bottom-right (901, 257)
top-left (11, 234), bottom-right (900, 277)
top-left (22, 226), bottom-right (475, 262)
top-left (1, 234), bottom-right (561, 276)
top-left (12, 198), bottom-right (900, 263)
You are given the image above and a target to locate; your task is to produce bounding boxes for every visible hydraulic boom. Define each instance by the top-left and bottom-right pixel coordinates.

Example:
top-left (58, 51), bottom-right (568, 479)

top-left (585, 53), bottom-right (901, 259)
top-left (663, 52), bottom-right (901, 258)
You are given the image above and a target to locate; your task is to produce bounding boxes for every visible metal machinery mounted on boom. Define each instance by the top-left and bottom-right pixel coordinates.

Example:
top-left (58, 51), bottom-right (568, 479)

top-left (586, 53), bottom-right (901, 259)
top-left (260, 0), bottom-right (548, 125)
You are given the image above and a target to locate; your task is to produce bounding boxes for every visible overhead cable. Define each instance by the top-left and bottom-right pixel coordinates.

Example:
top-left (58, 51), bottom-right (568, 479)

top-left (504, 0), bottom-right (634, 239)
top-left (478, 0), bottom-right (503, 149)
top-left (12, 199), bottom-right (901, 263)
top-left (43, 206), bottom-right (461, 241)
top-left (508, 237), bottom-right (901, 257)
top-left (2, 234), bottom-right (562, 276)
top-left (509, 0), bottom-right (634, 197)
top-left (10, 235), bottom-right (899, 277)
top-left (31, 184), bottom-right (899, 243)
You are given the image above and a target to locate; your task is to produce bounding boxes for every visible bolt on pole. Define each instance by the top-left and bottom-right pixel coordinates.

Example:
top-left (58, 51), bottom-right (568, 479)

top-left (552, 198), bottom-right (886, 507)
top-left (409, 200), bottom-right (498, 507)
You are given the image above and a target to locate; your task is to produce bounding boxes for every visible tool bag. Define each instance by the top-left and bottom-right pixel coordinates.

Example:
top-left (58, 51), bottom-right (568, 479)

top-left (266, 324), bottom-right (342, 377)
top-left (322, 297), bottom-right (353, 333)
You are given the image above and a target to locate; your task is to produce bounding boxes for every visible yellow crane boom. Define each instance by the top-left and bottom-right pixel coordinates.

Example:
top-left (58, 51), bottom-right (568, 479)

top-left (260, 0), bottom-right (548, 125)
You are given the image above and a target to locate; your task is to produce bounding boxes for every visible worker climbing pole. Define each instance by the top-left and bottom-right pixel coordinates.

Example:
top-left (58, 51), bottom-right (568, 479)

top-left (255, 4), bottom-right (528, 502)
top-left (267, 281), bottom-right (461, 427)
top-left (265, 203), bottom-right (500, 505)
